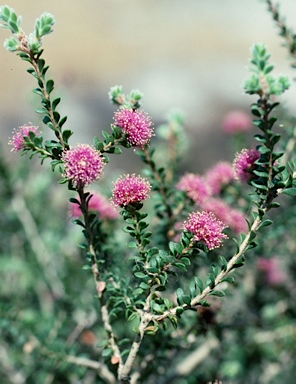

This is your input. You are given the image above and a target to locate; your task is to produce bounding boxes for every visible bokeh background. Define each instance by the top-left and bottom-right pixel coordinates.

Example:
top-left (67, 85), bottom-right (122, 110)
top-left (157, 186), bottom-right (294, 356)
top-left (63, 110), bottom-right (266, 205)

top-left (1, 0), bottom-right (296, 171)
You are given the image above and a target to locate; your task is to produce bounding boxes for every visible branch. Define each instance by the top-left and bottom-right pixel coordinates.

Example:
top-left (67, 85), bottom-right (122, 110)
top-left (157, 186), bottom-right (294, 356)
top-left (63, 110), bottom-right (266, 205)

top-left (65, 355), bottom-right (116, 384)
top-left (159, 336), bottom-right (220, 384)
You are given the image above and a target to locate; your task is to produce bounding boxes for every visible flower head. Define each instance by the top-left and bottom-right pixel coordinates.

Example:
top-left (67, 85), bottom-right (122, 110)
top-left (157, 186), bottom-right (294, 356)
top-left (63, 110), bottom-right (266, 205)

top-left (233, 147), bottom-right (260, 182)
top-left (8, 123), bottom-right (39, 152)
top-left (176, 173), bottom-right (209, 205)
top-left (114, 108), bottom-right (153, 147)
top-left (112, 174), bottom-right (151, 207)
top-left (204, 161), bottom-right (235, 195)
top-left (183, 211), bottom-right (228, 250)
top-left (62, 144), bottom-right (105, 188)
top-left (70, 191), bottom-right (118, 220)
top-left (222, 110), bottom-right (252, 134)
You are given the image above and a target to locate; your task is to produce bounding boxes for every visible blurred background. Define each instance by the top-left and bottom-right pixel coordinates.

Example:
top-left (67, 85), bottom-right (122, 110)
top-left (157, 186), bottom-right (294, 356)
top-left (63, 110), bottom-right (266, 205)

top-left (1, 0), bottom-right (296, 171)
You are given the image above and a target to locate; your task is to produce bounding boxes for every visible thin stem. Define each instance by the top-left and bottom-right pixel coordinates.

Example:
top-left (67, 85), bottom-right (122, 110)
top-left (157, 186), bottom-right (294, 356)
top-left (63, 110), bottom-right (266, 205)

top-left (65, 355), bottom-right (117, 383)
top-left (78, 188), bottom-right (123, 371)
top-left (16, 34), bottom-right (68, 149)
top-left (266, 0), bottom-right (296, 67)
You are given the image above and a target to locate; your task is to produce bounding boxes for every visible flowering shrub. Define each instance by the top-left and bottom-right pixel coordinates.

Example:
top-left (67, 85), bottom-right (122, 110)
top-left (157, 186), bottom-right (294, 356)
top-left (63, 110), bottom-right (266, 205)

top-left (0, 2), bottom-right (296, 384)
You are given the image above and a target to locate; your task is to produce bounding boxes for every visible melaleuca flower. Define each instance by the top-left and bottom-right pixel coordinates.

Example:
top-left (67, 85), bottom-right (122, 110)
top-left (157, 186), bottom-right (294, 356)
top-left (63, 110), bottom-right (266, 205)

top-left (233, 147), bottom-right (260, 182)
top-left (62, 144), bottom-right (105, 188)
top-left (183, 211), bottom-right (228, 250)
top-left (176, 173), bottom-right (209, 205)
top-left (222, 110), bottom-right (251, 134)
top-left (8, 123), bottom-right (39, 152)
top-left (70, 191), bottom-right (118, 220)
top-left (204, 161), bottom-right (235, 195)
top-left (112, 174), bottom-right (151, 207)
top-left (113, 108), bottom-right (153, 147)
top-left (201, 197), bottom-right (247, 234)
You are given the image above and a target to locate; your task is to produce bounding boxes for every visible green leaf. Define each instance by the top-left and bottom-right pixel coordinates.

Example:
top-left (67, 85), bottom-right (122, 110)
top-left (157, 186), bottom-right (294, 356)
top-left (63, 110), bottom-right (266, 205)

top-left (199, 300), bottom-right (210, 307)
top-left (176, 307), bottom-right (184, 317)
top-left (180, 257), bottom-right (190, 266)
top-left (32, 88), bottom-right (43, 97)
top-left (189, 280), bottom-right (197, 297)
top-left (151, 301), bottom-right (163, 313)
top-left (169, 241), bottom-right (183, 256)
top-left (62, 129), bottom-right (73, 143)
top-left (35, 107), bottom-right (47, 114)
top-left (257, 219), bottom-right (273, 230)
top-left (282, 187), bottom-right (296, 196)
top-left (52, 97), bottom-right (61, 110)
top-left (269, 202), bottom-right (280, 209)
top-left (209, 290), bottom-right (225, 297)
top-left (59, 116), bottom-right (67, 128)
top-left (176, 288), bottom-right (184, 300)
top-left (253, 170), bottom-right (269, 178)
top-left (102, 348), bottom-right (112, 357)
top-left (219, 256), bottom-right (228, 272)
top-left (127, 241), bottom-right (137, 248)
top-left (251, 181), bottom-right (268, 191)
top-left (232, 238), bottom-right (240, 254)
top-left (46, 79), bottom-right (54, 94)
top-left (82, 265), bottom-right (92, 270)
top-left (139, 282), bottom-right (150, 290)
top-left (134, 272), bottom-right (146, 278)
top-left (174, 262), bottom-right (187, 272)
top-left (194, 277), bottom-right (204, 293)
top-left (245, 241), bottom-right (258, 251)
top-left (182, 295), bottom-right (191, 306)
top-left (221, 276), bottom-right (235, 284)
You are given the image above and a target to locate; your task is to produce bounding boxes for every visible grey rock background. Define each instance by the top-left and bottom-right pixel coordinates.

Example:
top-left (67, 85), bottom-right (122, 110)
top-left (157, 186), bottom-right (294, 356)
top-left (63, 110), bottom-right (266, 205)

top-left (1, 0), bottom-right (296, 171)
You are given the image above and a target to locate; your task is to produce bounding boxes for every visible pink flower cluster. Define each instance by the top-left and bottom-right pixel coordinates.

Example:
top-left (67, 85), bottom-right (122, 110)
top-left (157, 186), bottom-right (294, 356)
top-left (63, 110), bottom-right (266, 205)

top-left (114, 108), bottom-right (153, 147)
top-left (204, 161), bottom-right (235, 195)
top-left (70, 191), bottom-right (118, 220)
top-left (177, 166), bottom-right (246, 233)
top-left (183, 211), bottom-right (228, 250)
top-left (176, 173), bottom-right (209, 205)
top-left (9, 123), bottom-right (39, 152)
top-left (222, 110), bottom-right (252, 134)
top-left (233, 147), bottom-right (260, 182)
top-left (112, 174), bottom-right (151, 207)
top-left (62, 144), bottom-right (105, 188)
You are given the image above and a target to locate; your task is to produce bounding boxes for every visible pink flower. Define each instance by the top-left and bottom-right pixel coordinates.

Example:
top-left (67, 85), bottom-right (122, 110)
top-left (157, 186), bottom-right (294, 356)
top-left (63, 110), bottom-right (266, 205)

top-left (201, 197), bottom-right (247, 234)
top-left (222, 110), bottom-right (252, 134)
top-left (233, 147), bottom-right (260, 182)
top-left (204, 161), bottom-right (235, 195)
top-left (112, 174), bottom-right (151, 207)
top-left (257, 257), bottom-right (286, 286)
top-left (183, 211), bottom-right (228, 250)
top-left (70, 191), bottom-right (118, 220)
top-left (62, 144), bottom-right (105, 188)
top-left (8, 123), bottom-right (39, 152)
top-left (176, 173), bottom-right (209, 205)
top-left (113, 108), bottom-right (153, 147)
